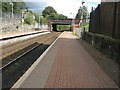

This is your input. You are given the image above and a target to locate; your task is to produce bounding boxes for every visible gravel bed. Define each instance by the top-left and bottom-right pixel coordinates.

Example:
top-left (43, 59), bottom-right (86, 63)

top-left (0, 31), bottom-right (50, 59)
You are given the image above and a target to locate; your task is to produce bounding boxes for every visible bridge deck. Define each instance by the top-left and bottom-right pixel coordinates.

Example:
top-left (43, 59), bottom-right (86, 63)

top-left (12, 31), bottom-right (117, 88)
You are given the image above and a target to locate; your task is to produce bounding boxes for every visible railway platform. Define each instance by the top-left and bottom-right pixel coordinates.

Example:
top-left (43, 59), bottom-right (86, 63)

top-left (0, 30), bottom-right (49, 40)
top-left (12, 31), bottom-right (117, 88)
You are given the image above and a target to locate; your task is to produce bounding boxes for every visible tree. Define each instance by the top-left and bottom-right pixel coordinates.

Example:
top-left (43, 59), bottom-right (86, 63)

top-left (42, 6), bottom-right (68, 19)
top-left (2, 2), bottom-right (27, 14)
top-left (48, 13), bottom-right (58, 19)
top-left (33, 12), bottom-right (47, 24)
top-left (75, 6), bottom-right (89, 19)
top-left (33, 12), bottom-right (40, 23)
top-left (2, 2), bottom-right (11, 12)
top-left (57, 14), bottom-right (67, 19)
top-left (47, 13), bottom-right (68, 19)
top-left (42, 6), bottom-right (57, 18)
top-left (41, 17), bottom-right (47, 24)
top-left (24, 13), bottom-right (37, 25)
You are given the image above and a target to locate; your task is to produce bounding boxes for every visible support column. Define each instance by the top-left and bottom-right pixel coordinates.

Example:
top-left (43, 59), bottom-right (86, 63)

top-left (48, 23), bottom-right (52, 31)
top-left (71, 19), bottom-right (75, 32)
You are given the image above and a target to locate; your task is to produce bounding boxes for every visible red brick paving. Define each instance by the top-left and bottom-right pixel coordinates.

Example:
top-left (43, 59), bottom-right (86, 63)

top-left (45, 32), bottom-right (117, 88)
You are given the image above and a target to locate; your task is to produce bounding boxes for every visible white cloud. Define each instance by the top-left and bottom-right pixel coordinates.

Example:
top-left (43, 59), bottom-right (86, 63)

top-left (47, 0), bottom-right (82, 18)
top-left (87, 0), bottom-right (101, 3)
top-left (85, 0), bottom-right (101, 13)
top-left (23, 0), bottom-right (101, 18)
top-left (46, 0), bottom-right (101, 18)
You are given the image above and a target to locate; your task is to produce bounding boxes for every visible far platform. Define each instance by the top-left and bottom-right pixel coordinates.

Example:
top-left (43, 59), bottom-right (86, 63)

top-left (0, 30), bottom-right (49, 40)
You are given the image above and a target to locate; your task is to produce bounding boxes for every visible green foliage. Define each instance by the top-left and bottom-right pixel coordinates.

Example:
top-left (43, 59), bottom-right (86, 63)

top-left (2, 2), bottom-right (11, 12)
top-left (81, 23), bottom-right (89, 32)
top-left (81, 23), bottom-right (89, 27)
top-left (57, 25), bottom-right (70, 30)
top-left (57, 14), bottom-right (67, 19)
top-left (2, 2), bottom-right (27, 13)
top-left (42, 6), bottom-right (57, 18)
top-left (23, 11), bottom-right (47, 25)
top-left (42, 6), bottom-right (67, 19)
top-left (33, 12), bottom-right (40, 23)
top-left (75, 6), bottom-right (89, 19)
top-left (33, 12), bottom-right (47, 24)
top-left (48, 13), bottom-right (58, 19)
top-left (41, 17), bottom-right (47, 24)
top-left (13, 2), bottom-right (27, 13)
top-left (28, 10), bottom-right (34, 14)
top-left (85, 32), bottom-right (120, 64)
top-left (24, 13), bottom-right (37, 25)
top-left (48, 13), bottom-right (67, 19)
top-left (0, 1), bottom-right (2, 11)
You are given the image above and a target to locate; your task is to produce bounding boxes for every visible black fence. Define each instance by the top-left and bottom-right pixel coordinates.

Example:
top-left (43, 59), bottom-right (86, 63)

top-left (89, 2), bottom-right (120, 39)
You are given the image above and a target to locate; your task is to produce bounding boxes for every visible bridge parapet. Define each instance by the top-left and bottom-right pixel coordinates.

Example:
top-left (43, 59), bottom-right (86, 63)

top-left (48, 19), bottom-right (81, 23)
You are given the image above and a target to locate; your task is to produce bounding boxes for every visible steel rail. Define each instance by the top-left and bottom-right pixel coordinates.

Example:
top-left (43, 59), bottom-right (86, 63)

top-left (0, 32), bottom-right (57, 70)
top-left (0, 43), bottom-right (41, 70)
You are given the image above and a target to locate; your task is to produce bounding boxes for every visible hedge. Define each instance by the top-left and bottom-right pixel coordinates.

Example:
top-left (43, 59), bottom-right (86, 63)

top-left (84, 32), bottom-right (120, 64)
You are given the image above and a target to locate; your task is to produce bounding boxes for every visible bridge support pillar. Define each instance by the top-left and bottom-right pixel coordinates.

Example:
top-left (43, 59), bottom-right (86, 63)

top-left (48, 23), bottom-right (52, 31)
top-left (52, 24), bottom-right (57, 31)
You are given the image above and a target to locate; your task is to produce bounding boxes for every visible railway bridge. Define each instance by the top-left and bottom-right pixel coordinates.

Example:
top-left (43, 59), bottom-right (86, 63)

top-left (47, 19), bottom-right (81, 31)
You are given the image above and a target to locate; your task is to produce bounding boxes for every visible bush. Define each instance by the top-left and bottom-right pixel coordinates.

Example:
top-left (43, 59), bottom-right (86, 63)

top-left (57, 25), bottom-right (70, 30)
top-left (84, 32), bottom-right (120, 64)
top-left (24, 13), bottom-right (37, 25)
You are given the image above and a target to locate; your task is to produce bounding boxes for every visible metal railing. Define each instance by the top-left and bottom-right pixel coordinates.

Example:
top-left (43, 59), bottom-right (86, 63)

top-left (2, 12), bottom-right (21, 19)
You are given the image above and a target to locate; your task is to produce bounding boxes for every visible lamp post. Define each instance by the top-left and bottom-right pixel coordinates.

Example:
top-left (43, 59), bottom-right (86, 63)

top-left (21, 9), bottom-right (27, 32)
top-left (79, 1), bottom-right (85, 26)
top-left (21, 10), bottom-right (24, 32)
top-left (39, 16), bottom-right (40, 30)
top-left (79, 1), bottom-right (85, 40)
top-left (81, 1), bottom-right (85, 22)
top-left (10, 2), bottom-right (13, 18)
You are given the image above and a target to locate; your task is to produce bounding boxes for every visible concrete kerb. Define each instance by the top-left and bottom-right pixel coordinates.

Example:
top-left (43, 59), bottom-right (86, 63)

top-left (11, 32), bottom-right (63, 89)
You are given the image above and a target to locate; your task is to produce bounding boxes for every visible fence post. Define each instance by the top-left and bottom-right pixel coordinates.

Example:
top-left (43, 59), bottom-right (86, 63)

top-left (112, 2), bottom-right (117, 38)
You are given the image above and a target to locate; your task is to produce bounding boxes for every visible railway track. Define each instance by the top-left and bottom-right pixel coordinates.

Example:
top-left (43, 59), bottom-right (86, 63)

top-left (0, 31), bottom-right (50, 60)
top-left (1, 32), bottom-right (61, 89)
top-left (0, 43), bottom-right (40, 70)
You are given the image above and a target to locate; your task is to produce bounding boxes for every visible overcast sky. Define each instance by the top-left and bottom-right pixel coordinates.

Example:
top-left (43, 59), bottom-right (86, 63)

top-left (24, 0), bottom-right (101, 18)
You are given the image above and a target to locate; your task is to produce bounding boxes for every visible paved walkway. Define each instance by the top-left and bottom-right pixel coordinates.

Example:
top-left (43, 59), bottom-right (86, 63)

top-left (12, 31), bottom-right (117, 88)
